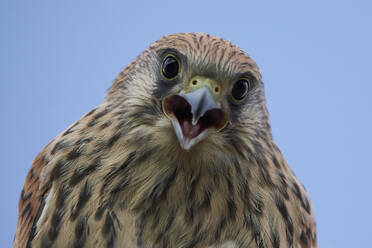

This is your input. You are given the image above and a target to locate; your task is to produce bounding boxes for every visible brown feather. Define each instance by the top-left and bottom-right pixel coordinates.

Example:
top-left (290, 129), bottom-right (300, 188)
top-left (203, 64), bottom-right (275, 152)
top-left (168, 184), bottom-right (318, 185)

top-left (14, 33), bottom-right (317, 248)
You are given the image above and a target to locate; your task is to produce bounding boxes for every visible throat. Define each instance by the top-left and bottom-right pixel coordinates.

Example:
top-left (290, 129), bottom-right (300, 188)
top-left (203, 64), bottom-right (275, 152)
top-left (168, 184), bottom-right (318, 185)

top-left (125, 159), bottom-right (244, 247)
top-left (129, 157), bottom-right (240, 219)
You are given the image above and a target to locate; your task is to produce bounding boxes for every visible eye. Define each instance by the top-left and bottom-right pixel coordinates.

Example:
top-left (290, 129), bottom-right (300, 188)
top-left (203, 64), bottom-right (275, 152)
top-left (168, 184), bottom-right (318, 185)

top-left (231, 78), bottom-right (251, 101)
top-left (161, 54), bottom-right (180, 80)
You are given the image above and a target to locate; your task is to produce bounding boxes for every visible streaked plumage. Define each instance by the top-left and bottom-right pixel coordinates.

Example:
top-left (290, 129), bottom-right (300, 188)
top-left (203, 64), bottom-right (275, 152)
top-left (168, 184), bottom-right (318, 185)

top-left (14, 33), bottom-right (317, 248)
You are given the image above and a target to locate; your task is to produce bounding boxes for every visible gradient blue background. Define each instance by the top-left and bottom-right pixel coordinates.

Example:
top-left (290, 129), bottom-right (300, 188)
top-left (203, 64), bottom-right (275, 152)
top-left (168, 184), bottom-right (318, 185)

top-left (1, 1), bottom-right (371, 247)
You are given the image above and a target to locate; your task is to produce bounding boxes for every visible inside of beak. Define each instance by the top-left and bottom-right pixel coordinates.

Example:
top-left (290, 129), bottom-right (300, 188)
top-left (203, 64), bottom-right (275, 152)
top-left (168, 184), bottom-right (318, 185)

top-left (162, 87), bottom-right (228, 140)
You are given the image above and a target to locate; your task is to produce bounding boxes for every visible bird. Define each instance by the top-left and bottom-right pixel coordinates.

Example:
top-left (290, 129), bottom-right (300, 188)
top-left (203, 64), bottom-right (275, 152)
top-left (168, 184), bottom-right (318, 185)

top-left (13, 32), bottom-right (317, 248)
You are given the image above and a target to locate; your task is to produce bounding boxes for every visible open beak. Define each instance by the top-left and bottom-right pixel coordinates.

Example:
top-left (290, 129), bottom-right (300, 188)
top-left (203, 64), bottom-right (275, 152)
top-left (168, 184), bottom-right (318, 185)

top-left (162, 77), bottom-right (228, 150)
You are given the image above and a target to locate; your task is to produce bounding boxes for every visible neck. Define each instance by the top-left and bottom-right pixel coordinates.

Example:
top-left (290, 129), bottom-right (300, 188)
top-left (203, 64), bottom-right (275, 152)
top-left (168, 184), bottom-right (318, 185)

top-left (92, 104), bottom-right (289, 246)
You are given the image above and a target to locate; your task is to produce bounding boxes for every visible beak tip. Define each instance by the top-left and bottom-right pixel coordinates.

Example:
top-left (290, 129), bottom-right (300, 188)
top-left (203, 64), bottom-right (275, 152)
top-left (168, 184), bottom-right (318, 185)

top-left (172, 119), bottom-right (208, 150)
top-left (191, 118), bottom-right (198, 126)
top-left (181, 86), bottom-right (219, 120)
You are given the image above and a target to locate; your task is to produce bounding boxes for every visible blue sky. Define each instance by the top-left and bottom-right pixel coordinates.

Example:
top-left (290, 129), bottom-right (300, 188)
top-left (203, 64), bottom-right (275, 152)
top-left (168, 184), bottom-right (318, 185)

top-left (1, 0), bottom-right (371, 247)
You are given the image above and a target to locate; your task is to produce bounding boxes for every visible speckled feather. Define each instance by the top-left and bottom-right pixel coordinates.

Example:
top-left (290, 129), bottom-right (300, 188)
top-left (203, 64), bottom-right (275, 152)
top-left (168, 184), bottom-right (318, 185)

top-left (13, 33), bottom-right (317, 248)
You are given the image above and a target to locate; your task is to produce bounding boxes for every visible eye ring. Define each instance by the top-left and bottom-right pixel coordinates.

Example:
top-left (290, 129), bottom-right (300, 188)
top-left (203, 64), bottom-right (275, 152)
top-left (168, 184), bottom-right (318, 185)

top-left (231, 78), bottom-right (251, 102)
top-left (161, 54), bottom-right (181, 80)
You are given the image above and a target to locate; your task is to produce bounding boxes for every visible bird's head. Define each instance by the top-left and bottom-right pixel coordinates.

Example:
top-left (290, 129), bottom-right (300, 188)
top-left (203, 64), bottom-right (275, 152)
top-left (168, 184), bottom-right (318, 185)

top-left (107, 33), bottom-right (271, 155)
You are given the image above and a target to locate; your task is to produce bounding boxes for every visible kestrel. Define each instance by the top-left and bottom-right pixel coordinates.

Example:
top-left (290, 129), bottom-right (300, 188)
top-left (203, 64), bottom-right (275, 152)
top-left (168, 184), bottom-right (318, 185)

top-left (14, 33), bottom-right (317, 248)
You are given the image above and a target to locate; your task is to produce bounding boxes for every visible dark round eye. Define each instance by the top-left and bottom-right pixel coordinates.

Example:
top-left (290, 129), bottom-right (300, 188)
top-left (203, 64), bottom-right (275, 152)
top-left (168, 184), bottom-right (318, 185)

top-left (231, 79), bottom-right (250, 101)
top-left (161, 55), bottom-right (180, 79)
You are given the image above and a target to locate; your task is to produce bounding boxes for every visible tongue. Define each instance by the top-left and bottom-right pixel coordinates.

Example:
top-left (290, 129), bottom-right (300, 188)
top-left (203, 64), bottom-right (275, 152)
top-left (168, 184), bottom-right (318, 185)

top-left (180, 119), bottom-right (202, 139)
